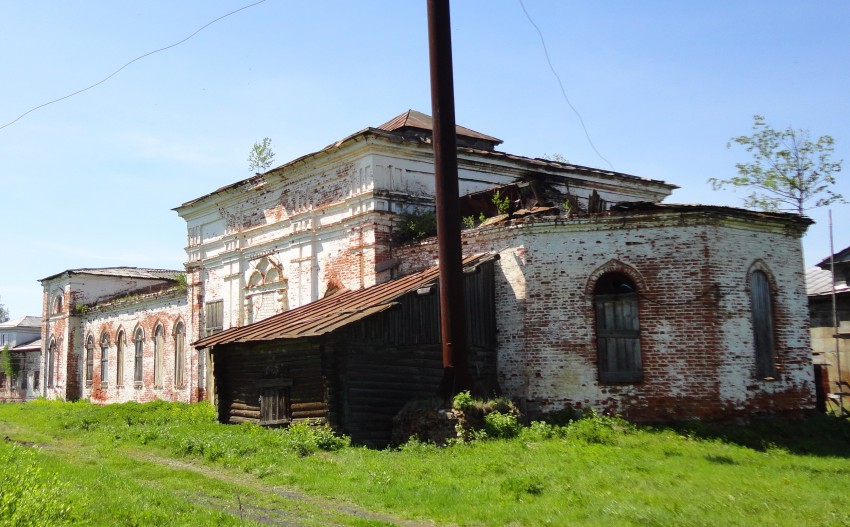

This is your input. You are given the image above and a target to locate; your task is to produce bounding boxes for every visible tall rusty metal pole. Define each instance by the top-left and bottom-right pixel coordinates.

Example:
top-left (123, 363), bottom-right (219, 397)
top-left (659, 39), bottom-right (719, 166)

top-left (427, 0), bottom-right (472, 396)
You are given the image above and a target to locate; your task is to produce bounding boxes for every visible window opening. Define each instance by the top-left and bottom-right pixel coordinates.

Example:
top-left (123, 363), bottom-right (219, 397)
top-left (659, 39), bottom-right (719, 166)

top-left (85, 335), bottom-right (94, 386)
top-left (154, 325), bottom-right (164, 387)
top-left (174, 322), bottom-right (185, 387)
top-left (116, 331), bottom-right (125, 387)
top-left (750, 270), bottom-right (777, 378)
top-left (204, 301), bottom-right (224, 336)
top-left (594, 273), bottom-right (642, 383)
top-left (134, 328), bottom-right (144, 385)
top-left (100, 333), bottom-right (109, 387)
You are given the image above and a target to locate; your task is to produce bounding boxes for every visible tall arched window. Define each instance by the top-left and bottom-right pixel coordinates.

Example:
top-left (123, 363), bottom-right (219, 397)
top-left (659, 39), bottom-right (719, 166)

top-left (116, 330), bottom-right (125, 387)
top-left (100, 333), bottom-right (110, 386)
top-left (174, 322), bottom-right (185, 387)
top-left (85, 335), bottom-right (94, 386)
top-left (134, 328), bottom-right (144, 384)
top-left (51, 294), bottom-right (63, 316)
top-left (749, 270), bottom-right (776, 378)
top-left (154, 325), bottom-right (164, 387)
top-left (47, 338), bottom-right (56, 388)
top-left (594, 273), bottom-right (642, 383)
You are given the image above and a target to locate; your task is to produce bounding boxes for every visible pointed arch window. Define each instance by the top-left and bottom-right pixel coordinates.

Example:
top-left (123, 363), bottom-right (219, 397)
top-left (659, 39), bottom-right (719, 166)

top-left (47, 339), bottom-right (56, 388)
top-left (116, 330), bottom-right (125, 387)
top-left (85, 335), bottom-right (94, 386)
top-left (749, 270), bottom-right (777, 378)
top-left (133, 328), bottom-right (144, 385)
top-left (154, 325), bottom-right (164, 388)
top-left (174, 322), bottom-right (185, 387)
top-left (594, 273), bottom-right (642, 383)
top-left (100, 333), bottom-right (110, 387)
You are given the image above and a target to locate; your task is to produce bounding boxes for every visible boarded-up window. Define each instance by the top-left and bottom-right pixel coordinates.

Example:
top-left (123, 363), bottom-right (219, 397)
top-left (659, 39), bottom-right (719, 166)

top-left (85, 335), bottom-right (94, 386)
top-left (204, 301), bottom-right (224, 336)
top-left (174, 323), bottom-right (185, 387)
top-left (594, 273), bottom-right (642, 383)
top-left (134, 328), bottom-right (144, 384)
top-left (154, 325), bottom-right (164, 387)
top-left (749, 270), bottom-right (776, 378)
top-left (260, 388), bottom-right (290, 425)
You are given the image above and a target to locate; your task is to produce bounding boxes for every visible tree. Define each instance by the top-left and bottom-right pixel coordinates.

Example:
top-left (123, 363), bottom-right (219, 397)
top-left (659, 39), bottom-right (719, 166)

top-left (247, 137), bottom-right (276, 173)
top-left (709, 115), bottom-right (844, 214)
top-left (0, 298), bottom-right (8, 323)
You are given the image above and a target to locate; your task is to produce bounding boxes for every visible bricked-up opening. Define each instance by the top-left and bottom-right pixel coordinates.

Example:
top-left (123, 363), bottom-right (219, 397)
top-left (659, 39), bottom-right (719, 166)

top-left (154, 325), bottom-right (165, 388)
top-left (85, 334), bottom-right (94, 387)
top-left (594, 273), bottom-right (642, 383)
top-left (133, 327), bottom-right (144, 385)
top-left (116, 330), bottom-right (125, 387)
top-left (100, 332), bottom-right (109, 387)
top-left (749, 270), bottom-right (777, 379)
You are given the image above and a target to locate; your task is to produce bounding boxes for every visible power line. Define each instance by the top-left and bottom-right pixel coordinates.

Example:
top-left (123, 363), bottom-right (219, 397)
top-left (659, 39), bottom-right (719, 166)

top-left (517, 0), bottom-right (615, 171)
top-left (0, 0), bottom-right (267, 132)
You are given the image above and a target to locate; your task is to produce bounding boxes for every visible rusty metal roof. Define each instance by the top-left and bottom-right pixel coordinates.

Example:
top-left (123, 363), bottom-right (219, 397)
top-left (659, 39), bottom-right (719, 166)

top-left (807, 266), bottom-right (850, 297)
top-left (40, 267), bottom-right (181, 283)
top-left (194, 253), bottom-right (496, 349)
top-left (378, 109), bottom-right (503, 145)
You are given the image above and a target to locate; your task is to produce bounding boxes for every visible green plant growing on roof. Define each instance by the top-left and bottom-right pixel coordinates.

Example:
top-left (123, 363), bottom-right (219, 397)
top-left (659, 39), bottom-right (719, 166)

top-left (491, 190), bottom-right (510, 215)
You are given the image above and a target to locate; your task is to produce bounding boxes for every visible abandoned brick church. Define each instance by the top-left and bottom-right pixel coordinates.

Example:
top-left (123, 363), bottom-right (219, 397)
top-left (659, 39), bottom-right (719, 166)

top-left (40, 111), bottom-right (815, 440)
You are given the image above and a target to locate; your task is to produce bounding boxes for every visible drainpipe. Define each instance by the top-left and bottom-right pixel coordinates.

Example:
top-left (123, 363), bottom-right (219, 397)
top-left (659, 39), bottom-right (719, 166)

top-left (428, 0), bottom-right (472, 396)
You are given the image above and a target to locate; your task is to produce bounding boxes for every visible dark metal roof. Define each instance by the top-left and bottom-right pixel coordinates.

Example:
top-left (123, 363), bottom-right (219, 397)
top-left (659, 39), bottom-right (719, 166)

top-left (194, 253), bottom-right (497, 349)
top-left (40, 267), bottom-right (181, 283)
top-left (816, 245), bottom-right (850, 270)
top-left (378, 109), bottom-right (503, 145)
top-left (609, 202), bottom-right (813, 225)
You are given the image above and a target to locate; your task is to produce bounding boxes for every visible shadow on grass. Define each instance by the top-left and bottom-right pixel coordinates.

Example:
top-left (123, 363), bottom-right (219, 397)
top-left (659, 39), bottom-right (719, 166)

top-left (660, 414), bottom-right (850, 457)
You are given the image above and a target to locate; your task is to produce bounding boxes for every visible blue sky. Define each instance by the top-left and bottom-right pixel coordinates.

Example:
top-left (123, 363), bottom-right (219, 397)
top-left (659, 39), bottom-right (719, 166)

top-left (1, 1), bottom-right (848, 318)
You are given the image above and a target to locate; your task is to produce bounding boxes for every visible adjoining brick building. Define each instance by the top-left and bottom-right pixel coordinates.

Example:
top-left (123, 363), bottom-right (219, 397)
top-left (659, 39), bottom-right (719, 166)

top-left (0, 316), bottom-right (42, 402)
top-left (39, 268), bottom-right (203, 403)
top-left (40, 110), bottom-right (817, 428)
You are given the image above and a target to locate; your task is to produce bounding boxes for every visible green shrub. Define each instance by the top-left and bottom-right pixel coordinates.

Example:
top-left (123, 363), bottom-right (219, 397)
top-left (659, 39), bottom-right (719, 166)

top-left (566, 410), bottom-right (633, 445)
top-left (484, 411), bottom-right (522, 439)
top-left (452, 391), bottom-right (474, 411)
top-left (0, 443), bottom-right (71, 526)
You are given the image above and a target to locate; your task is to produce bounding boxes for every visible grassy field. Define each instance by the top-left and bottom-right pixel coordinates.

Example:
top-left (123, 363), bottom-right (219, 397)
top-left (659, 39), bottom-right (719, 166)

top-left (2, 400), bottom-right (850, 526)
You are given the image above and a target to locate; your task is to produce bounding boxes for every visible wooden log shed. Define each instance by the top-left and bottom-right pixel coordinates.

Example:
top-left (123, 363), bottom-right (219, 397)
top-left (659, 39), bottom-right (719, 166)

top-left (194, 254), bottom-right (499, 446)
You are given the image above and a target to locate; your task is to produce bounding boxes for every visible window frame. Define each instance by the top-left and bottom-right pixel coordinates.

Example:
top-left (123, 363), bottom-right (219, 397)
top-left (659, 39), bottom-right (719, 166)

top-left (174, 322), bottom-right (185, 388)
top-left (115, 330), bottom-right (125, 387)
top-left (594, 272), bottom-right (643, 384)
top-left (153, 324), bottom-right (164, 388)
top-left (133, 328), bottom-right (144, 386)
top-left (749, 269), bottom-right (777, 379)
top-left (47, 339), bottom-right (56, 388)
top-left (204, 300), bottom-right (224, 336)
top-left (100, 333), bottom-right (110, 387)
top-left (259, 387), bottom-right (291, 426)
top-left (85, 334), bottom-right (94, 387)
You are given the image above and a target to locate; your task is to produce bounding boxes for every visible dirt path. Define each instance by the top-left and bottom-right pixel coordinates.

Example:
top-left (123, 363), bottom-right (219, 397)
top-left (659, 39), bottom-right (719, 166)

top-left (125, 450), bottom-right (442, 527)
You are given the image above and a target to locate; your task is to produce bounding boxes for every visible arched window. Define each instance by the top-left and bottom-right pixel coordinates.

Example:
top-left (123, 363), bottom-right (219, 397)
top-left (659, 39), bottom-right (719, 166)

top-left (154, 325), bottom-right (164, 387)
top-left (116, 330), bottom-right (125, 387)
top-left (47, 338), bottom-right (56, 388)
top-left (100, 333), bottom-right (110, 386)
top-left (85, 335), bottom-right (94, 386)
top-left (52, 294), bottom-right (63, 316)
top-left (134, 328), bottom-right (144, 384)
top-left (749, 270), bottom-right (776, 378)
top-left (594, 273), bottom-right (642, 383)
top-left (174, 322), bottom-right (185, 387)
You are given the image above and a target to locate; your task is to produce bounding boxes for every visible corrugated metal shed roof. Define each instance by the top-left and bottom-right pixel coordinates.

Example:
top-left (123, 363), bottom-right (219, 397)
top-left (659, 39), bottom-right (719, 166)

top-left (195, 253), bottom-right (496, 349)
top-left (0, 316), bottom-right (42, 329)
top-left (40, 267), bottom-right (181, 283)
top-left (807, 267), bottom-right (850, 297)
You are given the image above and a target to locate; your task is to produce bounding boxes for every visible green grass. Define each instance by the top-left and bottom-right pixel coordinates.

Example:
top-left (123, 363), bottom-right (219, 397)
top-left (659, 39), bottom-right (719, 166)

top-left (2, 400), bottom-right (850, 526)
